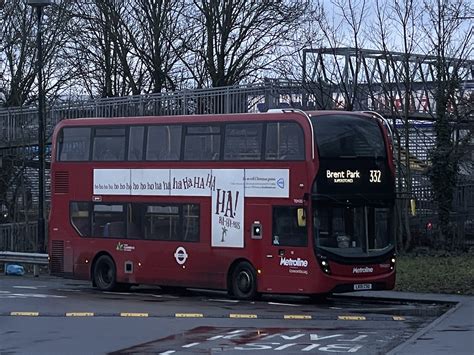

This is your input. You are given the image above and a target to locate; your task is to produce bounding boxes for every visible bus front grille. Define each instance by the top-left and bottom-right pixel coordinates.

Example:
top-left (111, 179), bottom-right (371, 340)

top-left (50, 240), bottom-right (64, 275)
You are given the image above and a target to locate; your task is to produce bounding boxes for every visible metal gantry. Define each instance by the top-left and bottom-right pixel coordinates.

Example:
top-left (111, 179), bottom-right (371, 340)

top-left (302, 47), bottom-right (474, 118)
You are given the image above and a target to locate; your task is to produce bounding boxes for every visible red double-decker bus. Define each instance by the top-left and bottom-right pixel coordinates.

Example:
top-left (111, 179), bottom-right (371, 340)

top-left (49, 109), bottom-right (396, 299)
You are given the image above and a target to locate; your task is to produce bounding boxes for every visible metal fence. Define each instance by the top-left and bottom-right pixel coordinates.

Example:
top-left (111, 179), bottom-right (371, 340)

top-left (0, 222), bottom-right (38, 252)
top-left (0, 83), bottom-right (276, 147)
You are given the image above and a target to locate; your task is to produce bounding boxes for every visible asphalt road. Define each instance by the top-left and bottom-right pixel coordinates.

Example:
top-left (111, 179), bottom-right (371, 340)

top-left (0, 275), bottom-right (450, 354)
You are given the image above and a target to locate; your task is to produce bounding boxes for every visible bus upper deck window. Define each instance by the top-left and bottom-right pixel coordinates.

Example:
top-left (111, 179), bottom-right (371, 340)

top-left (58, 128), bottom-right (91, 161)
top-left (93, 127), bottom-right (126, 161)
top-left (265, 123), bottom-right (304, 160)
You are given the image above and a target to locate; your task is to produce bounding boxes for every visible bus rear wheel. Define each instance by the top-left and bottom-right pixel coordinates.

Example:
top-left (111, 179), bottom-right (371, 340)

top-left (230, 261), bottom-right (258, 300)
top-left (93, 255), bottom-right (117, 291)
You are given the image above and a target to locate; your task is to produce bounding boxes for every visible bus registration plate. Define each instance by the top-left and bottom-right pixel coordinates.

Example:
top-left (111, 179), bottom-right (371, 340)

top-left (354, 283), bottom-right (372, 290)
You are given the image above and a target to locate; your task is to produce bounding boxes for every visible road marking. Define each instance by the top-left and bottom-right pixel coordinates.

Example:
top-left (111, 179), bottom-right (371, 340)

top-left (229, 313), bottom-right (258, 319)
top-left (338, 315), bottom-right (366, 321)
top-left (159, 351), bottom-right (175, 355)
top-left (207, 329), bottom-right (246, 340)
top-left (175, 313), bottom-right (203, 318)
top-left (120, 312), bottom-right (149, 317)
top-left (393, 316), bottom-right (405, 321)
top-left (284, 314), bottom-right (312, 320)
top-left (10, 312), bottom-right (39, 316)
top-left (155, 294), bottom-right (179, 299)
top-left (208, 298), bottom-right (239, 303)
top-left (12, 286), bottom-right (38, 289)
top-left (268, 302), bottom-right (299, 307)
top-left (66, 312), bottom-right (94, 317)
top-left (0, 293), bottom-right (66, 299)
top-left (182, 342), bottom-right (200, 348)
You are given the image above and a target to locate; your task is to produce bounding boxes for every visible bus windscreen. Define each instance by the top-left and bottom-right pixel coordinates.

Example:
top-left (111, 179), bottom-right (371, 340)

top-left (312, 114), bottom-right (386, 158)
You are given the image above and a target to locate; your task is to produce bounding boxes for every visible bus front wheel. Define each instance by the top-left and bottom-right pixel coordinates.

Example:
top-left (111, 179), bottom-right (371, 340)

top-left (93, 255), bottom-right (117, 291)
top-left (230, 261), bottom-right (258, 300)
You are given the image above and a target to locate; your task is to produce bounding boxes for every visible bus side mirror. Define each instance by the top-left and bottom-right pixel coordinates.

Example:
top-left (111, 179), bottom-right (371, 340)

top-left (297, 208), bottom-right (306, 227)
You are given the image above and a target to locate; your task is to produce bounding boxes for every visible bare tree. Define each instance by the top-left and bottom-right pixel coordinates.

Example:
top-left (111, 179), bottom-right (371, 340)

top-left (0, 1), bottom-right (37, 106)
top-left (317, 0), bottom-right (369, 110)
top-left (0, 0), bottom-right (75, 106)
top-left (422, 0), bottom-right (473, 249)
top-left (129, 0), bottom-right (186, 93)
top-left (180, 0), bottom-right (309, 88)
top-left (372, 0), bottom-right (424, 250)
top-left (68, 0), bottom-right (187, 98)
top-left (68, 0), bottom-right (145, 97)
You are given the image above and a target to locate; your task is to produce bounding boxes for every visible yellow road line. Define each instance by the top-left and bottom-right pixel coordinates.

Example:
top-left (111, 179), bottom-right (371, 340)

top-left (338, 315), bottom-right (366, 321)
top-left (66, 312), bottom-right (95, 317)
top-left (284, 314), bottom-right (312, 320)
top-left (175, 313), bottom-right (203, 318)
top-left (10, 312), bottom-right (39, 317)
top-left (120, 312), bottom-right (149, 317)
top-left (229, 313), bottom-right (258, 319)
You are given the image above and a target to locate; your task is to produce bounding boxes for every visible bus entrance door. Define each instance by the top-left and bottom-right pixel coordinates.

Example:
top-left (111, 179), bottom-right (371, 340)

top-left (262, 205), bottom-right (311, 294)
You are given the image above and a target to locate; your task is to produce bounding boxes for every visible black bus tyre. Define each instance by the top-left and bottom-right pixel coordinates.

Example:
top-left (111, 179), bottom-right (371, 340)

top-left (93, 255), bottom-right (117, 291)
top-left (230, 261), bottom-right (258, 300)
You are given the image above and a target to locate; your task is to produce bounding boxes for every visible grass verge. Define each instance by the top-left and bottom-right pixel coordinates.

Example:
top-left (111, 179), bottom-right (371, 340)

top-left (395, 253), bottom-right (474, 295)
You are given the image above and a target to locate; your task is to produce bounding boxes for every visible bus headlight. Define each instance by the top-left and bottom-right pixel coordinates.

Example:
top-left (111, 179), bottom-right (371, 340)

top-left (317, 255), bottom-right (331, 275)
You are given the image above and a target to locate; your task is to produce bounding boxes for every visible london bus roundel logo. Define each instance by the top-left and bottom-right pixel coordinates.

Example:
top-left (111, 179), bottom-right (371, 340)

top-left (174, 246), bottom-right (188, 265)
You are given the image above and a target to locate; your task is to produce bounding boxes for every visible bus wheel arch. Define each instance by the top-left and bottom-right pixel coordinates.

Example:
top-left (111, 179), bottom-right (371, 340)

top-left (91, 252), bottom-right (117, 291)
top-left (227, 259), bottom-right (258, 300)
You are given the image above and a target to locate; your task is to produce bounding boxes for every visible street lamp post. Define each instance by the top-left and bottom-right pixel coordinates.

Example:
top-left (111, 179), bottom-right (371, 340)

top-left (28, 0), bottom-right (51, 264)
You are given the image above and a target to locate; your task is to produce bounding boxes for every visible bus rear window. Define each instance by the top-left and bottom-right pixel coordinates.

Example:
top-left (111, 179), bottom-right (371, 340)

top-left (58, 127), bottom-right (91, 161)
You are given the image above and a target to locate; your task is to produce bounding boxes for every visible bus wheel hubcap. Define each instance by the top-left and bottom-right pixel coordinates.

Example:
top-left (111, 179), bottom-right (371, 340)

top-left (100, 265), bottom-right (111, 284)
top-left (238, 271), bottom-right (251, 293)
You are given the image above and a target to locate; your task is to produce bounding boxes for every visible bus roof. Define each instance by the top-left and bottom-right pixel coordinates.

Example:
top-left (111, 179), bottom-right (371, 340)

top-left (54, 110), bottom-right (313, 128)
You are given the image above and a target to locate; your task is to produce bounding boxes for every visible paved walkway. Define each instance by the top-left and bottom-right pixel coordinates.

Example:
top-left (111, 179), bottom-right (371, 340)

top-left (345, 291), bottom-right (474, 355)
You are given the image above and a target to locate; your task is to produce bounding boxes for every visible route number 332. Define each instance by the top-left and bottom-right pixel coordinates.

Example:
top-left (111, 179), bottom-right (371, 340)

top-left (369, 170), bottom-right (382, 183)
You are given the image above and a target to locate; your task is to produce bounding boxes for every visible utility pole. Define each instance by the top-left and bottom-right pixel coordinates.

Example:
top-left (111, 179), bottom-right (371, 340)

top-left (28, 0), bottom-right (52, 275)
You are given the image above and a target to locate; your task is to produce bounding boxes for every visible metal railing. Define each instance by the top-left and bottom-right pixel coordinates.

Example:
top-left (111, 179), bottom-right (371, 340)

top-left (0, 251), bottom-right (48, 265)
top-left (0, 222), bottom-right (38, 252)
